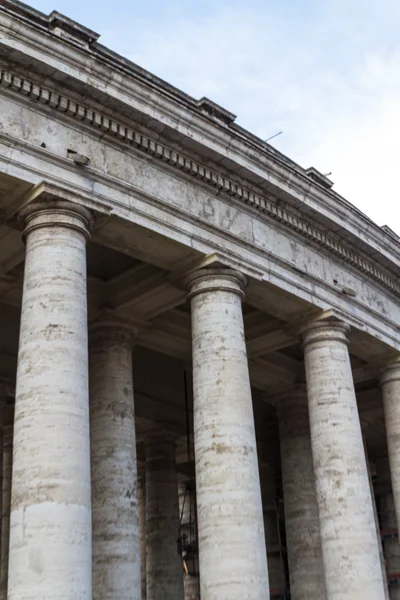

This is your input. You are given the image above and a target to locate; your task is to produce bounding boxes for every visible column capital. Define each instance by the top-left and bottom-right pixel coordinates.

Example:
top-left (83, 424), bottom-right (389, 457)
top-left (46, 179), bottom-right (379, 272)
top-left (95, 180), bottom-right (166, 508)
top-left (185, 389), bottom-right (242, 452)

top-left (270, 385), bottom-right (308, 417)
top-left (300, 317), bottom-right (350, 348)
top-left (89, 309), bottom-right (138, 346)
top-left (184, 267), bottom-right (247, 301)
top-left (380, 356), bottom-right (400, 386)
top-left (18, 200), bottom-right (94, 241)
top-left (144, 428), bottom-right (178, 448)
top-left (271, 387), bottom-right (311, 437)
top-left (144, 430), bottom-right (180, 469)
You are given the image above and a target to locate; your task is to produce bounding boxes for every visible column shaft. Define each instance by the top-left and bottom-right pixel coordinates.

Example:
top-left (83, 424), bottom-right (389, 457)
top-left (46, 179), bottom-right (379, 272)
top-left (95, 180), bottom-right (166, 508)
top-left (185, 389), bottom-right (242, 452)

top-left (258, 460), bottom-right (284, 594)
top-left (1, 408), bottom-right (13, 599)
top-left (382, 494), bottom-right (400, 600)
top-left (90, 316), bottom-right (140, 599)
top-left (381, 361), bottom-right (400, 536)
top-left (145, 435), bottom-right (184, 600)
top-left (302, 320), bottom-right (385, 600)
top-left (276, 390), bottom-right (326, 600)
top-left (8, 201), bottom-right (92, 600)
top-left (0, 423), bottom-right (3, 600)
top-left (178, 479), bottom-right (199, 600)
top-left (376, 456), bottom-right (400, 600)
top-left (183, 575), bottom-right (198, 600)
top-left (363, 443), bottom-right (389, 600)
top-left (186, 269), bottom-right (269, 600)
top-left (138, 468), bottom-right (147, 600)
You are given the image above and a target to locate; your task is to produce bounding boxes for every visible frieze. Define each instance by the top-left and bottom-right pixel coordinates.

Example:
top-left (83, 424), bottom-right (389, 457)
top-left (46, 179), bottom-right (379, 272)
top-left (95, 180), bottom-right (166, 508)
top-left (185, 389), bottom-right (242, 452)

top-left (0, 67), bottom-right (399, 296)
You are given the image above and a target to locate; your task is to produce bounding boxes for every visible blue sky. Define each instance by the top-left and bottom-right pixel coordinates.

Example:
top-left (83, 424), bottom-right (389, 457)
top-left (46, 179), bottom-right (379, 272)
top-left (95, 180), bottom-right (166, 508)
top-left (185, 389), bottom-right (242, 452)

top-left (26, 0), bottom-right (400, 232)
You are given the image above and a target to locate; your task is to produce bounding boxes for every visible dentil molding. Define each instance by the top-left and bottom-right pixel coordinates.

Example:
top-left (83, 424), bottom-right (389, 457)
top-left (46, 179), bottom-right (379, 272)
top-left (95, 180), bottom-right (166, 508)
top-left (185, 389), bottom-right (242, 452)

top-left (0, 67), bottom-right (399, 297)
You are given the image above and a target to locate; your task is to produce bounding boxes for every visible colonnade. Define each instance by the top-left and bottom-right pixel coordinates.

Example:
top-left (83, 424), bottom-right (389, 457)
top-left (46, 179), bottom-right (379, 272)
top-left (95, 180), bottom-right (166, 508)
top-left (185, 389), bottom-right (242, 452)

top-left (0, 199), bottom-right (398, 599)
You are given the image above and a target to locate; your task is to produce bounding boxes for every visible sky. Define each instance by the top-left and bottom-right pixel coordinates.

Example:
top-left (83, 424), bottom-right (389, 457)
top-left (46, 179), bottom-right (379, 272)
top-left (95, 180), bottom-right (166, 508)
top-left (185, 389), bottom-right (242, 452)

top-left (24, 0), bottom-right (400, 233)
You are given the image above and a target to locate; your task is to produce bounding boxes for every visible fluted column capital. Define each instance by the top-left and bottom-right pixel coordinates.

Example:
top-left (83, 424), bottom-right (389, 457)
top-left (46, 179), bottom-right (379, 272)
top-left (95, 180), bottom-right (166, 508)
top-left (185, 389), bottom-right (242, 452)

top-left (300, 318), bottom-right (351, 348)
top-left (184, 267), bottom-right (247, 301)
top-left (18, 200), bottom-right (94, 241)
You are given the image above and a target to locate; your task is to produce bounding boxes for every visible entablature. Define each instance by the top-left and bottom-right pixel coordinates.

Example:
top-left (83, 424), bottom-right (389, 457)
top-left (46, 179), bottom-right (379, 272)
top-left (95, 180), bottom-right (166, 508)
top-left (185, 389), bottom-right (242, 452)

top-left (0, 1), bottom-right (399, 281)
top-left (0, 64), bottom-right (399, 304)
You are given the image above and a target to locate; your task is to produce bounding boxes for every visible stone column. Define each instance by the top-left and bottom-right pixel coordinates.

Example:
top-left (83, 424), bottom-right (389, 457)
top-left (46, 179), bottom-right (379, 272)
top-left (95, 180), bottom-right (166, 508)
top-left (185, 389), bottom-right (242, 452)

top-left (90, 313), bottom-right (140, 600)
top-left (274, 388), bottom-right (326, 600)
top-left (8, 200), bottom-right (92, 600)
top-left (362, 439), bottom-right (390, 600)
top-left (381, 359), bottom-right (400, 535)
top-left (376, 456), bottom-right (400, 600)
top-left (0, 406), bottom-right (4, 600)
top-left (0, 404), bottom-right (14, 599)
top-left (178, 478), bottom-right (199, 600)
top-left (185, 268), bottom-right (269, 600)
top-left (138, 464), bottom-right (147, 600)
top-left (258, 449), bottom-right (285, 596)
top-left (183, 575), bottom-right (198, 600)
top-left (145, 433), bottom-right (184, 600)
top-left (301, 319), bottom-right (385, 600)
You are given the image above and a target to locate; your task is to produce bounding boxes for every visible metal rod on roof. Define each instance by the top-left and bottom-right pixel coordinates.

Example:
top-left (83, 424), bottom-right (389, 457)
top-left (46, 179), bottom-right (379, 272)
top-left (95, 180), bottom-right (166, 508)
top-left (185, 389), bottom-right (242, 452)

top-left (265, 131), bottom-right (283, 143)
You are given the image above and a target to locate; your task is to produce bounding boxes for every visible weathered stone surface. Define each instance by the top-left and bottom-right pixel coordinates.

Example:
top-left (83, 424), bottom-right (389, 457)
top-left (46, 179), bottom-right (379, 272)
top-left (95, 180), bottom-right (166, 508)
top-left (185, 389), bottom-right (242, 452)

top-left (302, 320), bottom-right (385, 600)
top-left (258, 454), bottom-right (284, 593)
top-left (145, 433), bottom-right (184, 600)
top-left (183, 574), bottom-right (199, 600)
top-left (381, 360), bottom-right (400, 537)
top-left (0, 3), bottom-right (400, 598)
top-left (90, 313), bottom-right (140, 600)
top-left (177, 478), bottom-right (199, 600)
top-left (0, 404), bottom-right (13, 600)
top-left (186, 268), bottom-right (269, 600)
top-left (8, 201), bottom-right (92, 600)
top-left (1, 16), bottom-right (400, 349)
top-left (0, 424), bottom-right (3, 600)
top-left (138, 466), bottom-right (147, 600)
top-left (363, 443), bottom-right (390, 600)
top-left (375, 456), bottom-right (400, 600)
top-left (275, 388), bottom-right (326, 600)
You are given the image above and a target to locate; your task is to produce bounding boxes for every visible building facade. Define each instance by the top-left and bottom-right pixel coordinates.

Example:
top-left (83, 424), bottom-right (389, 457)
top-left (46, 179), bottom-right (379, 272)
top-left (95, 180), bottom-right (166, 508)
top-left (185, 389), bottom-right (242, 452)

top-left (0, 2), bottom-right (399, 599)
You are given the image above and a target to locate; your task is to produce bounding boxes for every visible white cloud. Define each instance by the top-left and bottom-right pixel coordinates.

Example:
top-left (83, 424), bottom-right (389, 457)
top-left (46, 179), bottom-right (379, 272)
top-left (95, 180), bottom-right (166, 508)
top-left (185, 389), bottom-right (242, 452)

top-left (121, 1), bottom-right (400, 232)
top-left (303, 51), bottom-right (400, 229)
top-left (29, 0), bottom-right (400, 230)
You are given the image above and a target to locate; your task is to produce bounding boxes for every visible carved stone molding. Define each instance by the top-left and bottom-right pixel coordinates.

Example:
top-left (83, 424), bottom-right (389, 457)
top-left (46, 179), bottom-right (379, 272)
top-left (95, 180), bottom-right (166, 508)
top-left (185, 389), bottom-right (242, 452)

top-left (1, 67), bottom-right (399, 296)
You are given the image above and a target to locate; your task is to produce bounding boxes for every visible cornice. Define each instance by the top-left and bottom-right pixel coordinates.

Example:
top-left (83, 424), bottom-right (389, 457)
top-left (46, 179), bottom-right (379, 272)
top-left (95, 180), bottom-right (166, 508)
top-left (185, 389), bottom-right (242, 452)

top-left (1, 67), bottom-right (400, 297)
top-left (0, 2), bottom-right (99, 49)
top-left (1, 3), bottom-right (400, 272)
